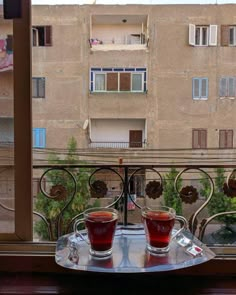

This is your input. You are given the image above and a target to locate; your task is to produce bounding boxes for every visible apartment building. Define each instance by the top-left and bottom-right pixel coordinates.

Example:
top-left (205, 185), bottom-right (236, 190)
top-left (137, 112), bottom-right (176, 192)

top-left (29, 4), bottom-right (236, 155)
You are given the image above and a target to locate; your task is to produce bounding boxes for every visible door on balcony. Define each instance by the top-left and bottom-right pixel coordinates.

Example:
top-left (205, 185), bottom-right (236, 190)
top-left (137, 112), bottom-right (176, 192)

top-left (129, 130), bottom-right (142, 148)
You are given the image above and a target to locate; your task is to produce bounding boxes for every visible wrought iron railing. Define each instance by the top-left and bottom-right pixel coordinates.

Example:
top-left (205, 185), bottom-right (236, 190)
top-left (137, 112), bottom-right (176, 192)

top-left (1, 163), bottom-right (236, 252)
top-left (31, 164), bottom-right (236, 245)
top-left (88, 141), bottom-right (147, 148)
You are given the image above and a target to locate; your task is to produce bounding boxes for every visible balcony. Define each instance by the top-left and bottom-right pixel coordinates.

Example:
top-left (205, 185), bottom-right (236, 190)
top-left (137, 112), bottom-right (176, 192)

top-left (89, 141), bottom-right (147, 149)
top-left (90, 14), bottom-right (148, 51)
top-left (89, 118), bottom-right (146, 150)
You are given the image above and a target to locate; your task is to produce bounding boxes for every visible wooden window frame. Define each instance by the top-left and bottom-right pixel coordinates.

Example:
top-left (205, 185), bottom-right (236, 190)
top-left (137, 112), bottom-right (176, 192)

top-left (192, 129), bottom-right (207, 149)
top-left (2, 0), bottom-right (236, 277)
top-left (1, 0), bottom-right (33, 243)
top-left (219, 129), bottom-right (233, 149)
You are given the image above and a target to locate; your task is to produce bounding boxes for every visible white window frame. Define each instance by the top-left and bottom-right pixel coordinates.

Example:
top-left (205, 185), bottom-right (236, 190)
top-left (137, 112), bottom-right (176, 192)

top-left (192, 77), bottom-right (208, 100)
top-left (94, 73), bottom-right (106, 92)
top-left (189, 24), bottom-right (217, 46)
top-left (131, 73), bottom-right (144, 92)
top-left (92, 70), bottom-right (145, 93)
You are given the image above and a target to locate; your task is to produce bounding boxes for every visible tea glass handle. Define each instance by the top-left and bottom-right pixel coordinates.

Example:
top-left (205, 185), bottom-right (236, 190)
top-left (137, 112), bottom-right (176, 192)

top-left (172, 215), bottom-right (188, 240)
top-left (73, 218), bottom-right (90, 245)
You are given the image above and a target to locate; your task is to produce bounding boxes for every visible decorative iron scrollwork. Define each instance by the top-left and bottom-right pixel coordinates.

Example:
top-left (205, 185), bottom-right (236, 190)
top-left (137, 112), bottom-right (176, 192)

top-left (90, 180), bottom-right (108, 198)
top-left (179, 185), bottom-right (198, 204)
top-left (49, 184), bottom-right (67, 201)
top-left (223, 179), bottom-right (236, 198)
top-left (145, 180), bottom-right (163, 199)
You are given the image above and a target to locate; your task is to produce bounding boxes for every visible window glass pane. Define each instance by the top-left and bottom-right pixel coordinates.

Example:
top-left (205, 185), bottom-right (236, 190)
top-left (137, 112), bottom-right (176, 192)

top-left (193, 78), bottom-right (200, 97)
top-left (38, 78), bottom-right (45, 98)
top-left (0, 8), bottom-right (14, 233)
top-left (95, 74), bottom-right (105, 91)
top-left (201, 78), bottom-right (207, 97)
top-left (202, 27), bottom-right (208, 45)
top-left (132, 73), bottom-right (142, 91)
top-left (32, 78), bottom-right (37, 97)
top-left (195, 27), bottom-right (200, 45)
top-left (220, 78), bottom-right (227, 96)
top-left (228, 77), bottom-right (235, 96)
top-left (229, 27), bottom-right (234, 45)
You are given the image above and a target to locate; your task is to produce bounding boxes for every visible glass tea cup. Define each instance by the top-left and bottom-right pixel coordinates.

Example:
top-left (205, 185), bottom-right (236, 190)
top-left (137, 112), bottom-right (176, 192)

top-left (74, 207), bottom-right (118, 258)
top-left (141, 205), bottom-right (187, 255)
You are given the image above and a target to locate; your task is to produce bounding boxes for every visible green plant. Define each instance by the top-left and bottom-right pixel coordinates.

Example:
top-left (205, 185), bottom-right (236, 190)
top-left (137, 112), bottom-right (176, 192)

top-left (162, 167), bottom-right (183, 215)
top-left (34, 137), bottom-right (100, 240)
top-left (200, 168), bottom-right (236, 227)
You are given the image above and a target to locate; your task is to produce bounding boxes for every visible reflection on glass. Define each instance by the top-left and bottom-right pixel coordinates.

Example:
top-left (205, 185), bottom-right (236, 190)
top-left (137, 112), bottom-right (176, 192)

top-left (0, 3), bottom-right (15, 233)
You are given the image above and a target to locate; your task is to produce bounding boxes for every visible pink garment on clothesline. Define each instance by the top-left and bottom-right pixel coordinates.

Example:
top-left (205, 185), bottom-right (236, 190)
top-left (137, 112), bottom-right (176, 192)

top-left (0, 39), bottom-right (6, 52)
top-left (0, 53), bottom-right (13, 72)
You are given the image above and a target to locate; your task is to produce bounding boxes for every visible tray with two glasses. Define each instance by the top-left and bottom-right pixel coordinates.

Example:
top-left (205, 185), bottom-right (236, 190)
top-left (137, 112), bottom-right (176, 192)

top-left (55, 224), bottom-right (215, 273)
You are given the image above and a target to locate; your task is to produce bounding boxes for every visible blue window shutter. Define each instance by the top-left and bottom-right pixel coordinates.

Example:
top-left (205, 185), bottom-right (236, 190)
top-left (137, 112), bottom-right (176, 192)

top-left (33, 128), bottom-right (46, 148)
top-left (193, 78), bottom-right (200, 98)
top-left (201, 78), bottom-right (208, 98)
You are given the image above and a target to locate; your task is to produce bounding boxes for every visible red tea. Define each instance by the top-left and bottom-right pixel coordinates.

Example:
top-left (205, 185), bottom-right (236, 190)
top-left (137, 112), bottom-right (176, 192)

top-left (143, 211), bottom-right (175, 248)
top-left (85, 211), bottom-right (117, 251)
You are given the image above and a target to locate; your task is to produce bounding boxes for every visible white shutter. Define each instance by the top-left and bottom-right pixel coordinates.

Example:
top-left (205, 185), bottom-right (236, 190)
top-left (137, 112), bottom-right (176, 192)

top-left (189, 24), bottom-right (196, 46)
top-left (209, 25), bottom-right (217, 46)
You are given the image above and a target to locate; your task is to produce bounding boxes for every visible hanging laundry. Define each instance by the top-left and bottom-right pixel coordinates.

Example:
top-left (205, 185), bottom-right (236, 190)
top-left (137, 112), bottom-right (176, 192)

top-left (0, 39), bottom-right (6, 52)
top-left (0, 53), bottom-right (13, 72)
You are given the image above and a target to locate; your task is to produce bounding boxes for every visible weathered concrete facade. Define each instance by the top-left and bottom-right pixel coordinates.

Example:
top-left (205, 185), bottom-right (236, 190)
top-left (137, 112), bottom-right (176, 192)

top-left (29, 4), bottom-right (236, 158)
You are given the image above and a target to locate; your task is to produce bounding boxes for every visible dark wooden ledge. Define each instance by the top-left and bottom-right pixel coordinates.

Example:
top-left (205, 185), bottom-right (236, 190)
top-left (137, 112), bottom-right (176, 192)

top-left (0, 256), bottom-right (235, 294)
top-left (0, 272), bottom-right (236, 295)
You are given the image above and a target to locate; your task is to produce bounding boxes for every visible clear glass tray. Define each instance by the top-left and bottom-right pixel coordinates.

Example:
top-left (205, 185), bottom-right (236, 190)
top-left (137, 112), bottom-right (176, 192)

top-left (55, 225), bottom-right (215, 273)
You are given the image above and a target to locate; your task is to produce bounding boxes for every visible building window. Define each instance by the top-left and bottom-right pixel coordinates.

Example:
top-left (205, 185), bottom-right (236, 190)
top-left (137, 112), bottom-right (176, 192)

top-left (219, 130), bottom-right (233, 149)
top-left (32, 77), bottom-right (45, 98)
top-left (221, 25), bottom-right (236, 46)
top-left (32, 26), bottom-right (52, 47)
top-left (33, 128), bottom-right (46, 148)
top-left (192, 78), bottom-right (208, 100)
top-left (192, 129), bottom-right (207, 149)
top-left (219, 77), bottom-right (236, 98)
top-left (189, 24), bottom-right (217, 46)
top-left (90, 67), bottom-right (147, 93)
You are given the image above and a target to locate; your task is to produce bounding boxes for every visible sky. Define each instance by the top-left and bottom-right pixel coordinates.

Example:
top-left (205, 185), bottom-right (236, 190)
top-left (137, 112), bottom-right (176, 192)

top-left (0, 0), bottom-right (235, 4)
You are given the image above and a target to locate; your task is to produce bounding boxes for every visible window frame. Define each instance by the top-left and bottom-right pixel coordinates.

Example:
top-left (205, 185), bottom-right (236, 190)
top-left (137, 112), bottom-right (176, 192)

top-left (229, 26), bottom-right (236, 46)
top-left (219, 129), bottom-right (234, 149)
top-left (32, 25), bottom-right (52, 47)
top-left (3, 0), bottom-right (33, 242)
top-left (189, 24), bottom-right (217, 46)
top-left (219, 77), bottom-right (236, 98)
top-left (192, 129), bottom-right (207, 149)
top-left (90, 68), bottom-right (146, 93)
top-left (32, 77), bottom-right (45, 98)
top-left (2, 0), bottom-right (236, 276)
top-left (33, 128), bottom-right (46, 148)
top-left (195, 25), bottom-right (209, 46)
top-left (192, 77), bottom-right (208, 100)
